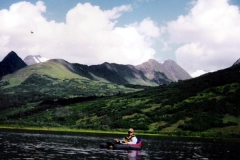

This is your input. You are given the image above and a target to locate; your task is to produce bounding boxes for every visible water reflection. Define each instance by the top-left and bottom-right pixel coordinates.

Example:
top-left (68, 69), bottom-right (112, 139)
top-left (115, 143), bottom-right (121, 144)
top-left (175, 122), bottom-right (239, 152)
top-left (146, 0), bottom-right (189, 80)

top-left (127, 150), bottom-right (142, 160)
top-left (0, 130), bottom-right (239, 159)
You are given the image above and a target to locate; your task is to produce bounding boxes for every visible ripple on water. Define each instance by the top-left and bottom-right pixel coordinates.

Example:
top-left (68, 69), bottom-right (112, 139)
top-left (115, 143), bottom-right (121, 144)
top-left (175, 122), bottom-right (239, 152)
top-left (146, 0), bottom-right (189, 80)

top-left (77, 150), bottom-right (90, 155)
top-left (1, 131), bottom-right (240, 159)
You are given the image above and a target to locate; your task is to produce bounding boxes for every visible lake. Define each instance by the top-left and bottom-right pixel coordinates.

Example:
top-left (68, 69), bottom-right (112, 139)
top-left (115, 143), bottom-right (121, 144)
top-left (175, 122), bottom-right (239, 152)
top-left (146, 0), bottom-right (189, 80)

top-left (0, 129), bottom-right (239, 159)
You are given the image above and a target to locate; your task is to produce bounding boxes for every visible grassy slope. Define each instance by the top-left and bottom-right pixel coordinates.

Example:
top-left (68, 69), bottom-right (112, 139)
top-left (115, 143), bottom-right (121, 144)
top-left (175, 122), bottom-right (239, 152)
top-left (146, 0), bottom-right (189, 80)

top-left (0, 64), bottom-right (239, 138)
top-left (1, 59), bottom-right (84, 88)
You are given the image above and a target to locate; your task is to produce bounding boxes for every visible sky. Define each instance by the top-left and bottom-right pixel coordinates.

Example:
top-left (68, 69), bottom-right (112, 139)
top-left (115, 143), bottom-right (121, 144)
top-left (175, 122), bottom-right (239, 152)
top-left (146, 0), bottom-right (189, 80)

top-left (0, 0), bottom-right (240, 74)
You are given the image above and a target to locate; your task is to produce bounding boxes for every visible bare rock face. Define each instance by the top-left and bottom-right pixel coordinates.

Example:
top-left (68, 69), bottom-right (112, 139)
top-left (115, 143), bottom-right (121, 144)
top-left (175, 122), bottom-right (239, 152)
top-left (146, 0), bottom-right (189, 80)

top-left (136, 59), bottom-right (191, 82)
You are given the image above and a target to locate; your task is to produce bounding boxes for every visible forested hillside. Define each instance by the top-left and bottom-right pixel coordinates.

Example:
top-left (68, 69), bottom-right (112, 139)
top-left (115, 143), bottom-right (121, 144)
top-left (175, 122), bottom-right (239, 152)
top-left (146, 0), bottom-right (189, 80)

top-left (0, 63), bottom-right (239, 137)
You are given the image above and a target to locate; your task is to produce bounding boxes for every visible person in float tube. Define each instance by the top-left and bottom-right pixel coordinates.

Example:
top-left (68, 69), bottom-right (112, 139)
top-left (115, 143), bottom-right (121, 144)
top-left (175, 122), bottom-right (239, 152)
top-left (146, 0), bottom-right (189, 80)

top-left (115, 128), bottom-right (138, 144)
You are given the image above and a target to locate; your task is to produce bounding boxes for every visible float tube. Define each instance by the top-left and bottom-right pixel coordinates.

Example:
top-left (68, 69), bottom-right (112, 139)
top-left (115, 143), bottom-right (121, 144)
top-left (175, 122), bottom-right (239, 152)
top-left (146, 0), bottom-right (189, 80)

top-left (99, 140), bottom-right (142, 150)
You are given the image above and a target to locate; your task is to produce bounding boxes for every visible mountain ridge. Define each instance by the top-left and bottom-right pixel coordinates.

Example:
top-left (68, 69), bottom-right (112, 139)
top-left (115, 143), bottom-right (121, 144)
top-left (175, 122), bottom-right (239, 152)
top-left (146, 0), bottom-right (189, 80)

top-left (21, 53), bottom-right (191, 83)
top-left (65, 58), bottom-right (191, 85)
top-left (0, 51), bottom-right (191, 87)
top-left (136, 59), bottom-right (191, 81)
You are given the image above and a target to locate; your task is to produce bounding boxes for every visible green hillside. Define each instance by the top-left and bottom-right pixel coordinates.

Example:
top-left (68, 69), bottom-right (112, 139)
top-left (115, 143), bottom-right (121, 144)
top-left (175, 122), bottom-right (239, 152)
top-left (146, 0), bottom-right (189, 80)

top-left (0, 59), bottom-right (140, 111)
top-left (0, 63), bottom-right (239, 138)
top-left (1, 59), bottom-right (83, 88)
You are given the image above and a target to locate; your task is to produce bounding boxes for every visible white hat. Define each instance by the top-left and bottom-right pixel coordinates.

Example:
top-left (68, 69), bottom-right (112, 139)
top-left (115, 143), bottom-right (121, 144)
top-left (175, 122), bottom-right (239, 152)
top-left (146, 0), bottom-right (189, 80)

top-left (128, 128), bottom-right (134, 132)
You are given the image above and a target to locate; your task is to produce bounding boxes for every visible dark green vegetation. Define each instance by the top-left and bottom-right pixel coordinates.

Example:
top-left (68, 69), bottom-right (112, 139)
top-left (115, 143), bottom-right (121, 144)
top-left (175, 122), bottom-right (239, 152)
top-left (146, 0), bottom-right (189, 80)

top-left (0, 62), bottom-right (240, 138)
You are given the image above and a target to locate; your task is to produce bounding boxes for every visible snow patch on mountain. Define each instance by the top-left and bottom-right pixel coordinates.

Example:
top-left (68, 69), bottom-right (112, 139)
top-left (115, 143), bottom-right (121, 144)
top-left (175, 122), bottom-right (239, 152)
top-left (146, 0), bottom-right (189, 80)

top-left (24, 55), bottom-right (49, 65)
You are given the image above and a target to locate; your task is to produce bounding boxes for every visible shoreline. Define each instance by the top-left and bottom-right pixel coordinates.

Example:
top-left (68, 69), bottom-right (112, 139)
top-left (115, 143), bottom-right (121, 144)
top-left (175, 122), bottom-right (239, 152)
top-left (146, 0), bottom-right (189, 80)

top-left (1, 125), bottom-right (239, 140)
top-left (0, 125), bottom-right (160, 136)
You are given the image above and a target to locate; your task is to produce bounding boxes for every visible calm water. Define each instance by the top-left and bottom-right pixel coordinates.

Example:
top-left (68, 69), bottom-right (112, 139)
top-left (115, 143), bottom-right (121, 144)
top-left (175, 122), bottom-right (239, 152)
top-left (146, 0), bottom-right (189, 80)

top-left (0, 129), bottom-right (239, 159)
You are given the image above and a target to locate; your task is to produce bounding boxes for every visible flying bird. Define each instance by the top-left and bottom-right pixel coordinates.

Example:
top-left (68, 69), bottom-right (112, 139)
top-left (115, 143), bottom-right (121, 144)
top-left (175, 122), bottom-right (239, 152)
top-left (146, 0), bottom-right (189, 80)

top-left (31, 31), bottom-right (34, 34)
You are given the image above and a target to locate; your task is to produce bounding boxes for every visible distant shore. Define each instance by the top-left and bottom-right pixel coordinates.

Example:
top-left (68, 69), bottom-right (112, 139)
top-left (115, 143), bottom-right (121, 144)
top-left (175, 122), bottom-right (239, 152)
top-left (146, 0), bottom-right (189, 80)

top-left (0, 125), bottom-right (239, 140)
top-left (0, 125), bottom-right (161, 136)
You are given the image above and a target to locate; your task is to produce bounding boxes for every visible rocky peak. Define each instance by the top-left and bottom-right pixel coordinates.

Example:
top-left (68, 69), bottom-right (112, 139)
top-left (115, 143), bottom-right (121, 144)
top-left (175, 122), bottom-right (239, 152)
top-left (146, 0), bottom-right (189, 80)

top-left (0, 51), bottom-right (27, 77)
top-left (136, 59), bottom-right (163, 72)
top-left (2, 51), bottom-right (19, 62)
top-left (136, 59), bottom-right (191, 82)
top-left (161, 59), bottom-right (191, 81)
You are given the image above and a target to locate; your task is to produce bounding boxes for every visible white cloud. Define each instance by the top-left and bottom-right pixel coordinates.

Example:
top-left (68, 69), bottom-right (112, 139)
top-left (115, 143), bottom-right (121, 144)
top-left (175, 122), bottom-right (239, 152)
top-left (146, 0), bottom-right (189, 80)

top-left (104, 5), bottom-right (132, 20)
top-left (190, 69), bottom-right (215, 78)
top-left (0, 1), bottom-right (160, 65)
top-left (135, 17), bottom-right (160, 38)
top-left (166, 0), bottom-right (240, 73)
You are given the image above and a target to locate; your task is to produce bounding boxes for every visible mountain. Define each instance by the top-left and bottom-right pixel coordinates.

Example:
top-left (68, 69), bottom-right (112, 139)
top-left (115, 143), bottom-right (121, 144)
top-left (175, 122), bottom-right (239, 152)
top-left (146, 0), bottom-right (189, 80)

top-left (0, 59), bottom-right (140, 111)
top-left (0, 56), bottom-right (190, 112)
top-left (71, 62), bottom-right (172, 86)
top-left (136, 59), bottom-right (191, 81)
top-left (24, 55), bottom-right (49, 65)
top-left (71, 58), bottom-right (193, 85)
top-left (29, 57), bottom-right (190, 85)
top-left (1, 58), bottom-right (172, 88)
top-left (0, 59), bottom-right (239, 137)
top-left (0, 53), bottom-right (193, 99)
top-left (0, 51), bottom-right (27, 78)
top-left (233, 58), bottom-right (240, 66)
top-left (1, 51), bottom-right (190, 86)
